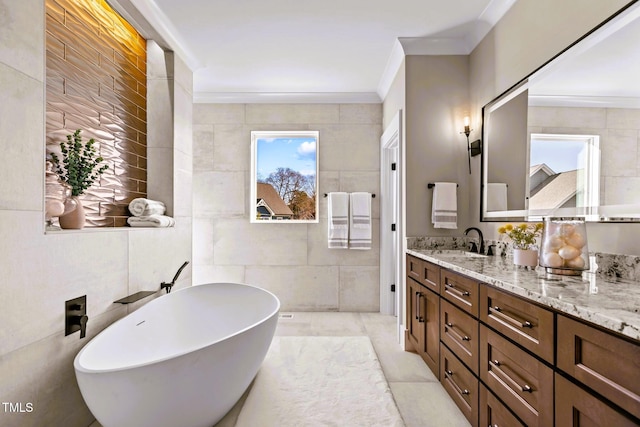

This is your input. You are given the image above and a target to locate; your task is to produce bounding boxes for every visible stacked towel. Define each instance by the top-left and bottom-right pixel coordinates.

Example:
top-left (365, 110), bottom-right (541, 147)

top-left (328, 192), bottom-right (349, 249)
top-left (487, 183), bottom-right (508, 211)
top-left (349, 192), bottom-right (372, 250)
top-left (128, 198), bottom-right (166, 217)
top-left (127, 214), bottom-right (175, 228)
top-left (432, 182), bottom-right (458, 229)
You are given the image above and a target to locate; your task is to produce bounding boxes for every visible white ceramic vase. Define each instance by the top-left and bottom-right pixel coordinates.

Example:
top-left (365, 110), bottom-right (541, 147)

top-left (513, 249), bottom-right (538, 268)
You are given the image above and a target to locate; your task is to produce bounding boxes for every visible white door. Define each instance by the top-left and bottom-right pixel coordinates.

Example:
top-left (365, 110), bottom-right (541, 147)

top-left (380, 111), bottom-right (402, 326)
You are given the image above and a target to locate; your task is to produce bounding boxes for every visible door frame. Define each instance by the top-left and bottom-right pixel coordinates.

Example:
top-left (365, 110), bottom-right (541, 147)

top-left (380, 110), bottom-right (404, 341)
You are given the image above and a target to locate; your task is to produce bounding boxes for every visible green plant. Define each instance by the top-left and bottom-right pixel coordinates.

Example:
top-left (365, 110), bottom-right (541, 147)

top-left (498, 222), bottom-right (544, 250)
top-left (50, 130), bottom-right (109, 197)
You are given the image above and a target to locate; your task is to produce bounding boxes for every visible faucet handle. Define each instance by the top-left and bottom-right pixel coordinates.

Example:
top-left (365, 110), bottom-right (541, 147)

top-left (487, 244), bottom-right (496, 256)
top-left (469, 242), bottom-right (478, 253)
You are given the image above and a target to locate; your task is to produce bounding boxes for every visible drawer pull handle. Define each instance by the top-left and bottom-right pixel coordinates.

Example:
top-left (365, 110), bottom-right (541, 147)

top-left (415, 292), bottom-right (425, 323)
top-left (444, 369), bottom-right (470, 396)
top-left (445, 283), bottom-right (471, 299)
top-left (445, 322), bottom-right (472, 344)
top-left (489, 359), bottom-right (534, 394)
top-left (490, 306), bottom-right (534, 329)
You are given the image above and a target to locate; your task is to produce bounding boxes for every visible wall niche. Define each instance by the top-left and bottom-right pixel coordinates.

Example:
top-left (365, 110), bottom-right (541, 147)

top-left (45, 0), bottom-right (147, 227)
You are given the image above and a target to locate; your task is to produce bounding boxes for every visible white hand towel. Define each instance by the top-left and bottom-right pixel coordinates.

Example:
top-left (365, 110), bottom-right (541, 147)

top-left (487, 183), bottom-right (508, 211)
top-left (432, 182), bottom-right (457, 229)
top-left (328, 192), bottom-right (349, 249)
top-left (127, 214), bottom-right (175, 228)
top-left (128, 198), bottom-right (166, 217)
top-left (349, 192), bottom-right (371, 250)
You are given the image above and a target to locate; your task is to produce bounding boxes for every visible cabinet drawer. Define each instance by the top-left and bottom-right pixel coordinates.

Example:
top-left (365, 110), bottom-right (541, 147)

top-left (407, 255), bottom-right (423, 283)
top-left (407, 255), bottom-right (440, 293)
top-left (440, 269), bottom-right (479, 317)
top-left (479, 383), bottom-right (525, 427)
top-left (480, 325), bottom-right (553, 427)
top-left (555, 373), bottom-right (639, 427)
top-left (441, 298), bottom-right (479, 374)
top-left (557, 315), bottom-right (640, 420)
top-left (440, 343), bottom-right (478, 427)
top-left (421, 260), bottom-right (440, 293)
top-left (480, 284), bottom-right (554, 364)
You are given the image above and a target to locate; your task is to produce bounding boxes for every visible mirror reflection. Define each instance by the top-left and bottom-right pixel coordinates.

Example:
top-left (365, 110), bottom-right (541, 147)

top-left (481, 2), bottom-right (640, 222)
top-left (250, 131), bottom-right (319, 223)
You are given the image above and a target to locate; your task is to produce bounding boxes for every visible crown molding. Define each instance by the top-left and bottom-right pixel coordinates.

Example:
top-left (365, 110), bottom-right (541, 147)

top-left (194, 92), bottom-right (382, 104)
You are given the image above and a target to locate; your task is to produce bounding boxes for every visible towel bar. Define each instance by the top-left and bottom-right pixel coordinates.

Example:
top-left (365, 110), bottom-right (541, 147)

top-left (324, 193), bottom-right (375, 197)
top-left (427, 183), bottom-right (458, 188)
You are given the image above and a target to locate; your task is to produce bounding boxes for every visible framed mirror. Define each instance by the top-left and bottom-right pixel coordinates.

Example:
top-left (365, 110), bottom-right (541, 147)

top-left (250, 130), bottom-right (319, 223)
top-left (481, 1), bottom-right (640, 222)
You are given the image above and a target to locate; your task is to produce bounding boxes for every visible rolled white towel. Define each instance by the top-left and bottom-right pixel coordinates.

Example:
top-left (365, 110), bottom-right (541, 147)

top-left (127, 215), bottom-right (175, 228)
top-left (128, 198), bottom-right (166, 217)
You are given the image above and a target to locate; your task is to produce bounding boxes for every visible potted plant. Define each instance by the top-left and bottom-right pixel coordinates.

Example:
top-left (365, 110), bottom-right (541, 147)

top-left (497, 222), bottom-right (544, 268)
top-left (50, 130), bottom-right (109, 229)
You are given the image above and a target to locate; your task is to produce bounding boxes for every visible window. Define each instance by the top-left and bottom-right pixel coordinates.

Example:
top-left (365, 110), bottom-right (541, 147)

top-left (250, 131), bottom-right (319, 223)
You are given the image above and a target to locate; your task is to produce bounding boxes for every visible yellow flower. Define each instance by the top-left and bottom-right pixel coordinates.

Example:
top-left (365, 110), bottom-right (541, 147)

top-left (498, 222), bottom-right (544, 250)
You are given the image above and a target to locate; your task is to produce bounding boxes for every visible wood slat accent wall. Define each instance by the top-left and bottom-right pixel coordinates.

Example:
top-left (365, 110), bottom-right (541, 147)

top-left (45, 0), bottom-right (147, 227)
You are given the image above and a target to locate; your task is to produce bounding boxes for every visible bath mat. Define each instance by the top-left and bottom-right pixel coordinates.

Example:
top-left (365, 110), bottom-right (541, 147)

top-left (235, 336), bottom-right (404, 427)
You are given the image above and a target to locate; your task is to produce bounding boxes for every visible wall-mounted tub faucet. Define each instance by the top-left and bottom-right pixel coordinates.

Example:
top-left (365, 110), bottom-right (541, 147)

top-left (464, 227), bottom-right (485, 255)
top-left (65, 295), bottom-right (88, 339)
top-left (161, 261), bottom-right (190, 294)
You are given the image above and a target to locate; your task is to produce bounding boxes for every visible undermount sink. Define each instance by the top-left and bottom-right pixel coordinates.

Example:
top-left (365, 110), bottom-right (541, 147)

top-left (429, 250), bottom-right (487, 258)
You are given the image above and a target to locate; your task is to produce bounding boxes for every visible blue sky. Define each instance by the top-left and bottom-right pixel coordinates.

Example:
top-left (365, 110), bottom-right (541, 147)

top-left (256, 136), bottom-right (317, 180)
top-left (530, 138), bottom-right (584, 172)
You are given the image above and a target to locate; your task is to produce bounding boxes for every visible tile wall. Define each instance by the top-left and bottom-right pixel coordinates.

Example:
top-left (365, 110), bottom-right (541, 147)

top-left (0, 2), bottom-right (193, 426)
top-left (193, 103), bottom-right (382, 311)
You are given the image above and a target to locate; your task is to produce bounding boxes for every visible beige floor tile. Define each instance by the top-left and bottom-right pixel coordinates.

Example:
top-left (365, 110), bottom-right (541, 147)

top-left (390, 382), bottom-right (470, 427)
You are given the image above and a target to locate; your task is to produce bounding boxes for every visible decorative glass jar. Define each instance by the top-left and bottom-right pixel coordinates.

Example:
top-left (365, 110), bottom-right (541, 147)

top-left (539, 218), bottom-right (589, 275)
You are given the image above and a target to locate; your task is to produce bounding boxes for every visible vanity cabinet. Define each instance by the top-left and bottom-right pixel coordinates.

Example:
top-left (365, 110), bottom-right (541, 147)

top-left (405, 253), bottom-right (640, 426)
top-left (406, 255), bottom-right (440, 377)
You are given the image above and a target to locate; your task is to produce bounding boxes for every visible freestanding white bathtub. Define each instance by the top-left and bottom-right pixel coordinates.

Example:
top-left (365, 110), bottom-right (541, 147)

top-left (74, 283), bottom-right (280, 427)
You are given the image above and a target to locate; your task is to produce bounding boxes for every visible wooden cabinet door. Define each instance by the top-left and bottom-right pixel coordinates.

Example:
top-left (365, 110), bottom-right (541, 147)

top-left (407, 278), bottom-right (439, 377)
top-left (556, 373), bottom-right (639, 427)
top-left (480, 284), bottom-right (554, 364)
top-left (422, 287), bottom-right (440, 377)
top-left (480, 325), bottom-right (554, 427)
top-left (557, 314), bottom-right (640, 420)
top-left (407, 278), bottom-right (425, 354)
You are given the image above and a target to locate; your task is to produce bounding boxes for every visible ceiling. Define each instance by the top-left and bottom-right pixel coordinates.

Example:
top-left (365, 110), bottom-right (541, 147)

top-left (111, 0), bottom-right (516, 103)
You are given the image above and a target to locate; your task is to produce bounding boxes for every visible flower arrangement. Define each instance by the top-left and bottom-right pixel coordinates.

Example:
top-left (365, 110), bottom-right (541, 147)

top-left (50, 130), bottom-right (109, 197)
top-left (497, 223), bottom-right (544, 250)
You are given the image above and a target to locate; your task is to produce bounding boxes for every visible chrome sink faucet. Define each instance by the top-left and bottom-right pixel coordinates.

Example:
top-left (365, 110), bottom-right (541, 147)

top-left (464, 227), bottom-right (485, 254)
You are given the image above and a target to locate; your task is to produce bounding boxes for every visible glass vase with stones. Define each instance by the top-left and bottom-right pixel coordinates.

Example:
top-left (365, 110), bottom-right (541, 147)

top-left (539, 218), bottom-right (589, 276)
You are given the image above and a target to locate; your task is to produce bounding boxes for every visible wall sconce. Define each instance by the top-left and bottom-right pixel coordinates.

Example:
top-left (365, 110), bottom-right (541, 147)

top-left (461, 116), bottom-right (482, 174)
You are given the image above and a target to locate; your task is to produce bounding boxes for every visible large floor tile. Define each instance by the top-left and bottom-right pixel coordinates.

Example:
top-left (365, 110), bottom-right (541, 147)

top-left (390, 382), bottom-right (470, 427)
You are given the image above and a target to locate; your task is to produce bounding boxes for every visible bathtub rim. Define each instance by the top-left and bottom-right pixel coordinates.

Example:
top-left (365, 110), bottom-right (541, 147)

top-left (74, 282), bottom-right (280, 375)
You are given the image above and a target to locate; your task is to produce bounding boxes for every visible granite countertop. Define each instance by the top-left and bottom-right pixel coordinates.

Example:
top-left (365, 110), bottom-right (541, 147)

top-left (407, 249), bottom-right (640, 342)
